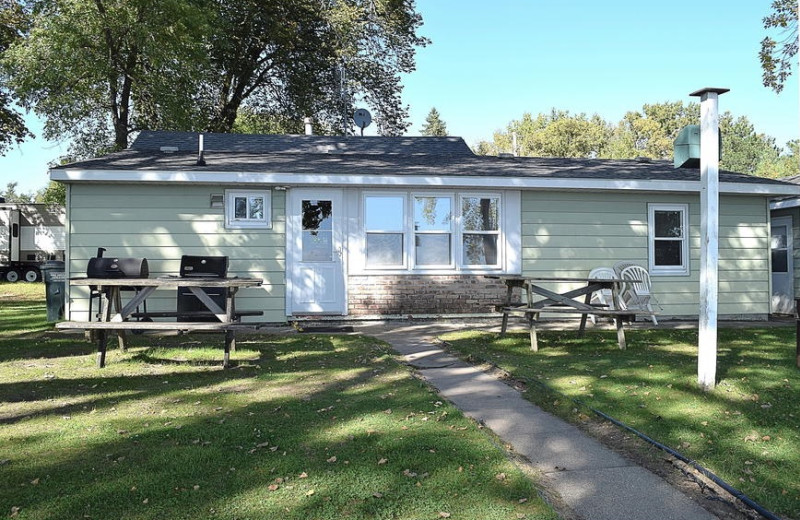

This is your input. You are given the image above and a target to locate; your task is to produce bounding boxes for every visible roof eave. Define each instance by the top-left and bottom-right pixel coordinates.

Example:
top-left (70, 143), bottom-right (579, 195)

top-left (50, 168), bottom-right (800, 196)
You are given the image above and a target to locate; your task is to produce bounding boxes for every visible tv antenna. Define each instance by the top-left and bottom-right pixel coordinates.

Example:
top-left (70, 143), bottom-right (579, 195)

top-left (353, 108), bottom-right (372, 136)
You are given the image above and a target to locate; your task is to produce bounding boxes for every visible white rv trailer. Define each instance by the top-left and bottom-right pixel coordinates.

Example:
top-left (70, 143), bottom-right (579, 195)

top-left (0, 202), bottom-right (66, 282)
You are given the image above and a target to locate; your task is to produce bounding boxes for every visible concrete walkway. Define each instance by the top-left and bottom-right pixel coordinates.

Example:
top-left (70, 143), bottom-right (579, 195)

top-left (357, 321), bottom-right (718, 520)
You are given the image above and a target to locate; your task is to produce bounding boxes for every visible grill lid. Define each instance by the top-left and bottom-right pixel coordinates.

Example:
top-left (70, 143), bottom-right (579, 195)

top-left (87, 257), bottom-right (149, 278)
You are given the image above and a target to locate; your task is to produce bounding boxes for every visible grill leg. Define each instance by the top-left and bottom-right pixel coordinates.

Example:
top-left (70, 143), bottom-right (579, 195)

top-left (615, 317), bottom-right (627, 350)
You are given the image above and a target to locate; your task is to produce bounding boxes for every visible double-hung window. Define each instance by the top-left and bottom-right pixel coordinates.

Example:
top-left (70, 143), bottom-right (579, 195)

top-left (365, 195), bottom-right (406, 267)
top-left (461, 195), bottom-right (500, 267)
top-left (225, 190), bottom-right (271, 229)
top-left (414, 195), bottom-right (453, 267)
top-left (648, 203), bottom-right (689, 275)
top-left (363, 191), bottom-right (506, 272)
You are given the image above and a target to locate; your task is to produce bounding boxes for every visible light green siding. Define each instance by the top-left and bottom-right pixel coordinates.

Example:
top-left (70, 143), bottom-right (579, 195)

top-left (67, 184), bottom-right (286, 322)
top-left (521, 191), bottom-right (770, 318)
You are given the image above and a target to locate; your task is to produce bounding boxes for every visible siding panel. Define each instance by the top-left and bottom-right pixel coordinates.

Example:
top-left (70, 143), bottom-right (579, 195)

top-left (521, 191), bottom-right (769, 318)
top-left (67, 184), bottom-right (287, 323)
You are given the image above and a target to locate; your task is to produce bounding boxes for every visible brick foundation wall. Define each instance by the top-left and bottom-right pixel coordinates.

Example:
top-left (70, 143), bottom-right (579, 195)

top-left (347, 274), bottom-right (512, 315)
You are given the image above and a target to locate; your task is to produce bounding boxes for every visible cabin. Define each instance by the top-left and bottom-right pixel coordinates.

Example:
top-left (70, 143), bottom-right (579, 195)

top-left (50, 131), bottom-right (800, 322)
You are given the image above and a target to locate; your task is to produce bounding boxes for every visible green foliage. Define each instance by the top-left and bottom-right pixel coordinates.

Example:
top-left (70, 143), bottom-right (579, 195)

top-left (0, 180), bottom-right (34, 202)
top-left (442, 327), bottom-right (800, 518)
top-left (35, 180), bottom-right (65, 205)
top-left (760, 0), bottom-right (798, 93)
top-left (2, 0), bottom-right (428, 158)
top-left (0, 0), bottom-right (32, 154)
top-left (487, 101), bottom-right (794, 177)
top-left (420, 107), bottom-right (447, 136)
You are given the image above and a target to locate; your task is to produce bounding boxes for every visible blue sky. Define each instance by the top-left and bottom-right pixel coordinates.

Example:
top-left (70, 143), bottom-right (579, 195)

top-left (1, 0), bottom-right (797, 195)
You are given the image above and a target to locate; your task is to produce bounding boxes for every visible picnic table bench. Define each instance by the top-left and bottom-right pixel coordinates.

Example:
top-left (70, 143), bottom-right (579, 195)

top-left (56, 276), bottom-right (263, 368)
top-left (493, 276), bottom-right (656, 351)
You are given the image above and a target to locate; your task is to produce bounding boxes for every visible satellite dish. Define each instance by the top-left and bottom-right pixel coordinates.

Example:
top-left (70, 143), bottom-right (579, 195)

top-left (353, 108), bottom-right (372, 135)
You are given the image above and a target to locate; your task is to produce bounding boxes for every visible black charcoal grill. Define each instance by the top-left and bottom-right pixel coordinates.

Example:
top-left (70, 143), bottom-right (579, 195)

top-left (86, 248), bottom-right (150, 321)
top-left (177, 255), bottom-right (228, 322)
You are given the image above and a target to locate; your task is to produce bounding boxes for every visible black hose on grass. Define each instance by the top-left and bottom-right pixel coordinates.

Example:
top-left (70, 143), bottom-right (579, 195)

top-left (524, 376), bottom-right (783, 520)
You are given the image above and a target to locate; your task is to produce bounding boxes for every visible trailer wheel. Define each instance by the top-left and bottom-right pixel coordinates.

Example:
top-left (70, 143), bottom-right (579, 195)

top-left (4, 269), bottom-right (20, 283)
top-left (23, 268), bottom-right (41, 283)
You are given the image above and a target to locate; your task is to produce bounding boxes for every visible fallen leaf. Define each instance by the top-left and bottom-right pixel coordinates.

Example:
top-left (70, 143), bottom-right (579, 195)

top-left (439, 512), bottom-right (451, 518)
top-left (378, 458), bottom-right (388, 465)
top-left (305, 489), bottom-right (315, 496)
top-left (268, 484), bottom-right (279, 491)
top-left (372, 492), bottom-right (383, 498)
top-left (402, 469), bottom-right (417, 478)
top-left (142, 498), bottom-right (149, 504)
top-left (518, 498), bottom-right (528, 504)
top-left (762, 435), bottom-right (771, 441)
top-left (384, 409), bottom-right (392, 414)
top-left (193, 485), bottom-right (200, 490)
top-left (327, 456), bottom-right (337, 463)
top-left (30, 478), bottom-right (40, 485)
top-left (495, 473), bottom-right (507, 481)
top-left (299, 472), bottom-right (308, 478)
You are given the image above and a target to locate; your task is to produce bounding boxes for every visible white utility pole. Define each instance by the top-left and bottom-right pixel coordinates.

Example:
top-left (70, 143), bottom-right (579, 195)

top-left (691, 87), bottom-right (728, 392)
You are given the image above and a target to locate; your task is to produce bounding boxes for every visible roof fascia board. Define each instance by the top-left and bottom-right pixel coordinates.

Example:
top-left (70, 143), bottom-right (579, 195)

top-left (770, 197), bottom-right (800, 210)
top-left (50, 169), bottom-right (800, 196)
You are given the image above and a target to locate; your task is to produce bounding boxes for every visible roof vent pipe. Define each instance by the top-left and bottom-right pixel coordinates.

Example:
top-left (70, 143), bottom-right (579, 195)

top-left (304, 117), bottom-right (313, 136)
top-left (196, 133), bottom-right (206, 166)
top-left (512, 132), bottom-right (518, 156)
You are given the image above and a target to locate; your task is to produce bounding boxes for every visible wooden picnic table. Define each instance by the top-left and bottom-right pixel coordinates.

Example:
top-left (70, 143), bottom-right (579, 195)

top-left (493, 276), bottom-right (654, 351)
top-left (56, 276), bottom-right (263, 368)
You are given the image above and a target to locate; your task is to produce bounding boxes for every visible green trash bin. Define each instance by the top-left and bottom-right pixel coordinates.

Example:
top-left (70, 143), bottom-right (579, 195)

top-left (41, 261), bottom-right (65, 322)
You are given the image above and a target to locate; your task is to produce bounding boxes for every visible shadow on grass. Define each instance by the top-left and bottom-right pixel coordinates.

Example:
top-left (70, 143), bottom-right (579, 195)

top-left (0, 332), bottom-right (554, 520)
top-left (442, 326), bottom-right (800, 518)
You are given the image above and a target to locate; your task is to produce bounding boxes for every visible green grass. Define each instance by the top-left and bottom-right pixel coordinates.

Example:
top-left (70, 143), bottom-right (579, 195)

top-left (440, 326), bottom-right (800, 519)
top-left (0, 283), bottom-right (558, 520)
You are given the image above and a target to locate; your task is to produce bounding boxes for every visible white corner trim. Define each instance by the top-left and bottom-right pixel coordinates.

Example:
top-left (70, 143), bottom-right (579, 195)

top-left (49, 168), bottom-right (800, 196)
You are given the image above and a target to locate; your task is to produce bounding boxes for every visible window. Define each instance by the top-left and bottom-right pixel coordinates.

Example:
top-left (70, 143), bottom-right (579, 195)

top-left (365, 195), bottom-right (405, 267)
top-left (362, 191), bottom-right (506, 272)
top-left (461, 195), bottom-right (500, 267)
top-left (648, 204), bottom-right (688, 275)
top-left (225, 190), bottom-right (271, 229)
top-left (414, 195), bottom-right (453, 267)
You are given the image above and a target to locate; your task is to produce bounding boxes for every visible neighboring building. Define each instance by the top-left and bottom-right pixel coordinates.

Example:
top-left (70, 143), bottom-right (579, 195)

top-left (0, 202), bottom-right (65, 282)
top-left (769, 175), bottom-right (800, 314)
top-left (50, 131), bottom-right (800, 322)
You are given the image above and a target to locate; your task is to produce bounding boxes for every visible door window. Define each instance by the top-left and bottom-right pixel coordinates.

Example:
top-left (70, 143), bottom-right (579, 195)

top-left (302, 200), bottom-right (333, 262)
top-left (771, 224), bottom-right (789, 273)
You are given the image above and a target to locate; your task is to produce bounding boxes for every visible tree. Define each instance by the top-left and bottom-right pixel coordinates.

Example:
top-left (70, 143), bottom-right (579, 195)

top-left (0, 181), bottom-right (34, 202)
top-left (3, 0), bottom-right (209, 153)
top-left (0, 0), bottom-right (32, 155)
top-left (3, 0), bottom-right (428, 158)
top-left (490, 110), bottom-right (612, 158)
top-left (760, 0), bottom-right (798, 93)
top-left (35, 180), bottom-right (65, 205)
top-left (420, 107), bottom-right (447, 136)
top-left (608, 101), bottom-right (698, 160)
top-left (718, 114), bottom-right (781, 174)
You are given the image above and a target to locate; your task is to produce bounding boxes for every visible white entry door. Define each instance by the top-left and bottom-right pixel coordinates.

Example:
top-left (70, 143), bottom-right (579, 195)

top-left (770, 216), bottom-right (794, 314)
top-left (288, 189), bottom-right (346, 315)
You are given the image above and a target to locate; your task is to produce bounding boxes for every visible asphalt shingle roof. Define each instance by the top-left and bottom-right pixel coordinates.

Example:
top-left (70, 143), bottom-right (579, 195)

top-left (54, 131), bottom-right (790, 186)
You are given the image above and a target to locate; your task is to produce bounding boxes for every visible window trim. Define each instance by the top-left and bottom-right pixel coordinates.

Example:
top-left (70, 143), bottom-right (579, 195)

top-left (225, 189), bottom-right (272, 229)
top-left (648, 203), bottom-right (689, 276)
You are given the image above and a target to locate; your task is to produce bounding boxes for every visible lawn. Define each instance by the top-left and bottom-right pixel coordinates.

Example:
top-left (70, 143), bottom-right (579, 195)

top-left (0, 283), bottom-right (559, 520)
top-left (439, 325), bottom-right (800, 519)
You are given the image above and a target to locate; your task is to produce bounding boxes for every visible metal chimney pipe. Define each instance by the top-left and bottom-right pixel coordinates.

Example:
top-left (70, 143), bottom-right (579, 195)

top-left (196, 133), bottom-right (206, 166)
top-left (304, 117), bottom-right (313, 136)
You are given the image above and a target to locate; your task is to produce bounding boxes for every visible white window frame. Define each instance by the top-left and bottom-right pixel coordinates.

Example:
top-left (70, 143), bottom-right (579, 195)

top-left (363, 192), bottom-right (408, 270)
top-left (458, 192), bottom-right (502, 270)
top-left (359, 190), bottom-right (508, 274)
top-left (225, 190), bottom-right (272, 229)
top-left (412, 192), bottom-right (455, 269)
top-left (648, 203), bottom-right (689, 276)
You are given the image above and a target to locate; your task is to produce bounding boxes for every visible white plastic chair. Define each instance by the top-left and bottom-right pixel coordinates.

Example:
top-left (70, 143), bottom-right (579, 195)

top-left (619, 265), bottom-right (660, 325)
top-left (587, 267), bottom-right (617, 324)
